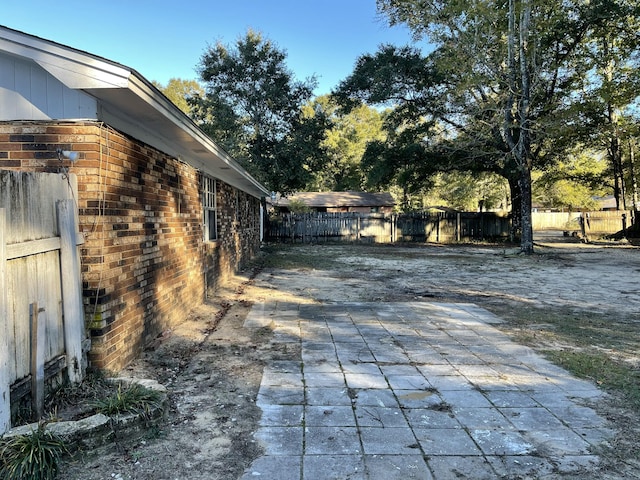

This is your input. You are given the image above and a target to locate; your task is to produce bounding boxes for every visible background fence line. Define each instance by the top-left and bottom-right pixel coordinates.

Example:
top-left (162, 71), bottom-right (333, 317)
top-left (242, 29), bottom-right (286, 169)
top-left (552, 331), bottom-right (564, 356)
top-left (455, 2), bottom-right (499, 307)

top-left (266, 210), bottom-right (632, 244)
top-left (532, 210), bottom-right (633, 234)
top-left (266, 212), bottom-right (511, 243)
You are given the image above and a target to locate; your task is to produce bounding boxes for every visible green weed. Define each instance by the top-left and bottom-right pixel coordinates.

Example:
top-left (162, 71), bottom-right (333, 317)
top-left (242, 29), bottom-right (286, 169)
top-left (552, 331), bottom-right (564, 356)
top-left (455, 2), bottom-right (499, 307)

top-left (0, 424), bottom-right (68, 480)
top-left (91, 383), bottom-right (163, 418)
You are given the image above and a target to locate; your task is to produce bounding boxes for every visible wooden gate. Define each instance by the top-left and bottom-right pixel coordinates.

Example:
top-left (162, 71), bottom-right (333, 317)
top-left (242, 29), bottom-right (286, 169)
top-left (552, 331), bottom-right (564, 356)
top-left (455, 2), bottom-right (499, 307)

top-left (0, 171), bottom-right (85, 433)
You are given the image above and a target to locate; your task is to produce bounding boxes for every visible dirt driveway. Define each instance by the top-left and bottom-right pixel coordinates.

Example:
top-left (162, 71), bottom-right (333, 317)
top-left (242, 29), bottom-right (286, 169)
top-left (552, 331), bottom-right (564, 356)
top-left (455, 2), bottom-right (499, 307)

top-left (59, 240), bottom-right (640, 479)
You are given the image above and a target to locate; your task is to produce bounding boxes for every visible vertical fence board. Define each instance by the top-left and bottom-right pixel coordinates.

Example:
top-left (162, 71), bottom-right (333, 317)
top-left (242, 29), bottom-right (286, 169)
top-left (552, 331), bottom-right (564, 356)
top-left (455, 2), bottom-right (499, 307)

top-left (0, 208), bottom-right (10, 433)
top-left (57, 199), bottom-right (84, 383)
top-left (30, 302), bottom-right (45, 419)
top-left (7, 256), bottom-right (31, 381)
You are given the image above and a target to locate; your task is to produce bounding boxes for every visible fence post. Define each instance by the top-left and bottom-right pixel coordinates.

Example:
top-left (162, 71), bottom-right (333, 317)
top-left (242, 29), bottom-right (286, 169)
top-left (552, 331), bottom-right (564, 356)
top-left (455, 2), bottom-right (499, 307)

top-left (30, 302), bottom-right (45, 419)
top-left (0, 209), bottom-right (10, 433)
top-left (391, 214), bottom-right (396, 243)
top-left (57, 199), bottom-right (85, 384)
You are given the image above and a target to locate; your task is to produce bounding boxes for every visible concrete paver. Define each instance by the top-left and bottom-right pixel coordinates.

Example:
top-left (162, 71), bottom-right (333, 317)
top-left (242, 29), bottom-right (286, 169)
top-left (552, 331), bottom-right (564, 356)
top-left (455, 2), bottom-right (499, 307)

top-left (242, 301), bottom-right (612, 479)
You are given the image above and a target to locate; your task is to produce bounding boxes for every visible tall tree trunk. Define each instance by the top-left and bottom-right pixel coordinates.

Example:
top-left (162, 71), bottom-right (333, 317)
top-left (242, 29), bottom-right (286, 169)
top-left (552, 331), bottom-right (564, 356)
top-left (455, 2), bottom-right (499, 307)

top-left (629, 140), bottom-right (639, 223)
top-left (519, 165), bottom-right (534, 254)
top-left (603, 38), bottom-right (626, 210)
top-left (517, 2), bottom-right (534, 254)
top-left (505, 0), bottom-right (534, 254)
top-left (608, 104), bottom-right (625, 210)
top-left (508, 174), bottom-right (522, 242)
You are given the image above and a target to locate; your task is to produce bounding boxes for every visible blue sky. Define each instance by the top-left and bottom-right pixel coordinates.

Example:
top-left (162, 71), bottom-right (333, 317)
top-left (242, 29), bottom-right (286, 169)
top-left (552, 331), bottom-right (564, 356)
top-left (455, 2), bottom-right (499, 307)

top-left (4, 0), bottom-right (422, 95)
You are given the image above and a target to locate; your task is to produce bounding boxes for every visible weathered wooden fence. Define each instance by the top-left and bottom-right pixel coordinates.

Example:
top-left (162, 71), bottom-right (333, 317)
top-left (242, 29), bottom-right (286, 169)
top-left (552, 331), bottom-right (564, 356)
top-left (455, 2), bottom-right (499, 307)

top-left (532, 210), bottom-right (633, 234)
top-left (266, 210), bottom-right (633, 245)
top-left (266, 212), bottom-right (511, 243)
top-left (0, 171), bottom-right (85, 433)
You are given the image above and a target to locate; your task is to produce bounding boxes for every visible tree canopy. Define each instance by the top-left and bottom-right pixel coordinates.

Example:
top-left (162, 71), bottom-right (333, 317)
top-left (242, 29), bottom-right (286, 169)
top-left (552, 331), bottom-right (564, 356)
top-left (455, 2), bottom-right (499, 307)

top-left (154, 78), bottom-right (204, 116)
top-left (189, 30), bottom-right (329, 195)
top-left (331, 0), bottom-right (639, 253)
top-left (306, 95), bottom-right (386, 192)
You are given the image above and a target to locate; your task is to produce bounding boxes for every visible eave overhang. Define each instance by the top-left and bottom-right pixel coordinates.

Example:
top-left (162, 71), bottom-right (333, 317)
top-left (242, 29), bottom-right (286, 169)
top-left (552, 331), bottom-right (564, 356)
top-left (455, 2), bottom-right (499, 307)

top-left (0, 25), bottom-right (269, 199)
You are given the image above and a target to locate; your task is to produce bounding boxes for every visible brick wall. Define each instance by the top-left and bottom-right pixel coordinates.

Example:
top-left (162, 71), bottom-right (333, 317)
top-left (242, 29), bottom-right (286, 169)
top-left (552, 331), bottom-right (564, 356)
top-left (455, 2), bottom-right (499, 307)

top-left (0, 121), bottom-right (262, 371)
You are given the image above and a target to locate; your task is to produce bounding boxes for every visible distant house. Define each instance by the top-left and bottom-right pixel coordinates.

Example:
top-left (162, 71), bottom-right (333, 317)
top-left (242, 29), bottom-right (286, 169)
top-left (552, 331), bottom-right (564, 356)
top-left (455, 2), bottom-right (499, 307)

top-left (594, 195), bottom-right (618, 211)
top-left (272, 191), bottom-right (396, 213)
top-left (0, 26), bottom-right (269, 371)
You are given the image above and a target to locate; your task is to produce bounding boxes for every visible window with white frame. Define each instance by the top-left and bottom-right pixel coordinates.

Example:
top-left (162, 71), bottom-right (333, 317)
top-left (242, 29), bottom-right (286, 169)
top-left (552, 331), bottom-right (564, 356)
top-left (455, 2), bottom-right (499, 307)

top-left (202, 174), bottom-right (217, 241)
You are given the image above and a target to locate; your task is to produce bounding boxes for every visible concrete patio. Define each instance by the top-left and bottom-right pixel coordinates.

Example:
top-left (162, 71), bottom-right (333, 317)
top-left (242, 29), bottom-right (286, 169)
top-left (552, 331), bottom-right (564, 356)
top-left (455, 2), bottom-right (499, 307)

top-left (241, 301), bottom-right (612, 479)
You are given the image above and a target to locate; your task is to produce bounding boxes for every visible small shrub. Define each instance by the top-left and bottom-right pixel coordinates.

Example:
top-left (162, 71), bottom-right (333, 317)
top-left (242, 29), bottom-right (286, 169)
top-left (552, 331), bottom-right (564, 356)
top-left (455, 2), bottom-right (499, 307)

top-left (91, 383), bottom-right (163, 418)
top-left (0, 424), bottom-right (67, 480)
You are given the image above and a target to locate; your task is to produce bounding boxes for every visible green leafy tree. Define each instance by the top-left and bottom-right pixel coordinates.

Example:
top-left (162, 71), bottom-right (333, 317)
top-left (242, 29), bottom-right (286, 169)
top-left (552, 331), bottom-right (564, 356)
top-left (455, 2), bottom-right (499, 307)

top-left (575, 1), bottom-right (640, 210)
top-left (307, 96), bottom-right (386, 191)
top-left (154, 78), bottom-right (204, 115)
top-left (424, 172), bottom-right (509, 212)
top-left (190, 30), bottom-right (328, 194)
top-left (335, 0), bottom-right (627, 253)
top-left (533, 151), bottom-right (609, 211)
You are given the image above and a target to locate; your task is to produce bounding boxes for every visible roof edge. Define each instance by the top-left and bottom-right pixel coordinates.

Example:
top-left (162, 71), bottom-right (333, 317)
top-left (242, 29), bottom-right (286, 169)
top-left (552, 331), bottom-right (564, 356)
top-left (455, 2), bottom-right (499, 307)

top-left (0, 25), bottom-right (131, 89)
top-left (0, 25), bottom-right (270, 198)
top-left (125, 74), bottom-right (270, 197)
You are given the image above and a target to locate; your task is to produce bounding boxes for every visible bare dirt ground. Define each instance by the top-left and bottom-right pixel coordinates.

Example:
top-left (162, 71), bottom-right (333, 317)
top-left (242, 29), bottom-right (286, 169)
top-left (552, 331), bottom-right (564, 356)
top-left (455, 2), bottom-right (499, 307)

top-left (58, 237), bottom-right (640, 479)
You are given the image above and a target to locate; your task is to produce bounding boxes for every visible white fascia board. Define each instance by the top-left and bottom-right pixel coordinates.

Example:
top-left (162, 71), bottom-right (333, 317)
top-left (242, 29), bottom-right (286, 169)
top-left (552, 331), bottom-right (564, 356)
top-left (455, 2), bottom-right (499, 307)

top-left (0, 26), bottom-right (130, 89)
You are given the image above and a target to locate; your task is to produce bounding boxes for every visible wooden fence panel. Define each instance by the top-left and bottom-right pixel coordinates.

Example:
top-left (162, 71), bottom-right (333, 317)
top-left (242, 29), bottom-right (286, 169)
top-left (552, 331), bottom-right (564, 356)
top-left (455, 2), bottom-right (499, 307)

top-left (265, 211), bottom-right (632, 243)
top-left (532, 210), bottom-right (632, 234)
top-left (0, 208), bottom-right (9, 432)
top-left (268, 210), bottom-right (631, 245)
top-left (6, 251), bottom-right (64, 381)
top-left (0, 171), bottom-right (84, 432)
top-left (582, 211), bottom-right (632, 234)
top-left (267, 212), bottom-right (511, 244)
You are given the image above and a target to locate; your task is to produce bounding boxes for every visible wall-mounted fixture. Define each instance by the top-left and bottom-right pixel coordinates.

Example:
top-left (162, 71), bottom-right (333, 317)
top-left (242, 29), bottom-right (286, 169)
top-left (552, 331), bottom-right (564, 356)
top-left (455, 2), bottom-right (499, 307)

top-left (56, 148), bottom-right (79, 162)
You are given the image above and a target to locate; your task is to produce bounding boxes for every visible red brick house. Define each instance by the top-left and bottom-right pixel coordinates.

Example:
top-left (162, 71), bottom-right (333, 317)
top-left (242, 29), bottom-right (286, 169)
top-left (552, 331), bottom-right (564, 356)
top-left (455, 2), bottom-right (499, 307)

top-left (0, 26), bottom-right (269, 371)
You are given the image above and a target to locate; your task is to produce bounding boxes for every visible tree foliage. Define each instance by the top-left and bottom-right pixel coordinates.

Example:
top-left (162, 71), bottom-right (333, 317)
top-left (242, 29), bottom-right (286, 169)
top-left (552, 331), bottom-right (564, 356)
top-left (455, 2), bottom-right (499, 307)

top-left (190, 30), bottom-right (328, 194)
top-left (333, 0), bottom-right (637, 252)
top-left (154, 78), bottom-right (204, 115)
top-left (571, 0), bottom-right (640, 209)
top-left (533, 151), bottom-right (609, 211)
top-left (306, 96), bottom-right (386, 191)
top-left (423, 172), bottom-right (509, 212)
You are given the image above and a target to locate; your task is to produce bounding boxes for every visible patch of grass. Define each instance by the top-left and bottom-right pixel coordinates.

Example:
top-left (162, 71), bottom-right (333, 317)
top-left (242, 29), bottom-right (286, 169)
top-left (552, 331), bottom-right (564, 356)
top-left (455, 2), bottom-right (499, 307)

top-left (544, 350), bottom-right (640, 410)
top-left (489, 303), bottom-right (640, 411)
top-left (258, 243), bottom-right (341, 270)
top-left (91, 383), bottom-right (163, 418)
top-left (490, 304), bottom-right (640, 353)
top-left (0, 424), bottom-right (68, 480)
